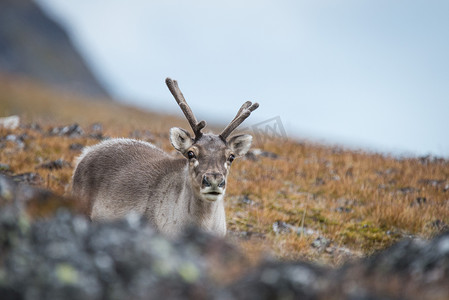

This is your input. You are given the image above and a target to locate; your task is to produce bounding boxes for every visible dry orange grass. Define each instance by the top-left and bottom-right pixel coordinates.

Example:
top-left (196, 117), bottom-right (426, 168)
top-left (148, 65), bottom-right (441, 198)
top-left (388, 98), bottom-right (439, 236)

top-left (1, 74), bottom-right (448, 267)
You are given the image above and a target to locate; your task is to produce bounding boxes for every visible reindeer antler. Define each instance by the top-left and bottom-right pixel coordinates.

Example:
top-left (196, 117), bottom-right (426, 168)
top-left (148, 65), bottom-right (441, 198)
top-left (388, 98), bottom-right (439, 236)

top-left (220, 101), bottom-right (259, 140)
top-left (166, 78), bottom-right (206, 139)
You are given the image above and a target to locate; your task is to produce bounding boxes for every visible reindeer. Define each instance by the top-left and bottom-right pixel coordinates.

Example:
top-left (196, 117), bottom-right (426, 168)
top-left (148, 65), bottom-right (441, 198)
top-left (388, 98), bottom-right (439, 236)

top-left (71, 78), bottom-right (259, 237)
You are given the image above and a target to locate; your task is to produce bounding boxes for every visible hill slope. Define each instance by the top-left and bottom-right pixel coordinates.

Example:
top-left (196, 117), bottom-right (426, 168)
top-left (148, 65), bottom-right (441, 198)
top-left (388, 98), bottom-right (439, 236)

top-left (0, 0), bottom-right (109, 98)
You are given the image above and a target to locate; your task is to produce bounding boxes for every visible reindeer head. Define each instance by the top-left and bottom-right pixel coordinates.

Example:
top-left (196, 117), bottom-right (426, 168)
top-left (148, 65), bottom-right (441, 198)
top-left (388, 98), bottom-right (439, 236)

top-left (166, 78), bottom-right (259, 202)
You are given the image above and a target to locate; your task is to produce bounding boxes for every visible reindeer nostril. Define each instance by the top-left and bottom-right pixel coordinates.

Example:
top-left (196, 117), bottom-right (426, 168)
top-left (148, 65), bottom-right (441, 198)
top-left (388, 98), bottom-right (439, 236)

top-left (202, 176), bottom-right (211, 187)
top-left (218, 179), bottom-right (226, 188)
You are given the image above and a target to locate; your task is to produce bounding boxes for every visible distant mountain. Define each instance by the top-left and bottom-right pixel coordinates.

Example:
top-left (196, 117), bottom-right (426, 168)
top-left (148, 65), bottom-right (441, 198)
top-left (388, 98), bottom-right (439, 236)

top-left (0, 0), bottom-right (109, 98)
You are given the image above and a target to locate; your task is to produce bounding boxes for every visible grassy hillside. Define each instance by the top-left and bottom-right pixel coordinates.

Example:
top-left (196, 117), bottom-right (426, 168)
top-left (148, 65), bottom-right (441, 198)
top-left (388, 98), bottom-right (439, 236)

top-left (1, 74), bottom-right (448, 266)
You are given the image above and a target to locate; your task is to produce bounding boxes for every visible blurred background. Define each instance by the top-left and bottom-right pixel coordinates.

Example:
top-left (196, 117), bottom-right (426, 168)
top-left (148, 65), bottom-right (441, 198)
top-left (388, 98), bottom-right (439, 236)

top-left (2, 0), bottom-right (448, 157)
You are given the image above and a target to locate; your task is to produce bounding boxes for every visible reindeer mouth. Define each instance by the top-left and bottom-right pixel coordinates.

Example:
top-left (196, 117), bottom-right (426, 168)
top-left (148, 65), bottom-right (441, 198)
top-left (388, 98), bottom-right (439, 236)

top-left (201, 188), bottom-right (224, 202)
top-left (207, 191), bottom-right (222, 196)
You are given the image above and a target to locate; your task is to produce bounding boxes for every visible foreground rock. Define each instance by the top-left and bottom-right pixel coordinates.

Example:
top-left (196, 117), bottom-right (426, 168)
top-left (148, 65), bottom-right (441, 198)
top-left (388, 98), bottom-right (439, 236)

top-left (0, 174), bottom-right (448, 299)
top-left (0, 210), bottom-right (219, 299)
top-left (228, 233), bottom-right (449, 300)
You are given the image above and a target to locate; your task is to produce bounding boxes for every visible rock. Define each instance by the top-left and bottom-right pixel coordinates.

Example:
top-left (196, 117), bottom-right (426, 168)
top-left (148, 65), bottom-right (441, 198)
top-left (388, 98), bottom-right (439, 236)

top-left (311, 236), bottom-right (331, 250)
top-left (1, 133), bottom-right (27, 148)
top-left (26, 122), bottom-right (43, 131)
top-left (69, 143), bottom-right (84, 151)
top-left (227, 261), bottom-right (329, 300)
top-left (331, 175), bottom-right (340, 181)
top-left (228, 230), bottom-right (266, 241)
top-left (12, 172), bottom-right (43, 185)
top-left (315, 177), bottom-right (325, 186)
top-left (90, 123), bottom-right (103, 132)
top-left (296, 227), bottom-right (318, 236)
top-left (345, 167), bottom-right (353, 177)
top-left (240, 195), bottom-right (254, 205)
top-left (245, 149), bottom-right (279, 161)
top-left (335, 206), bottom-right (352, 213)
top-left (49, 124), bottom-right (84, 138)
top-left (272, 221), bottom-right (293, 234)
top-left (37, 159), bottom-right (71, 170)
top-left (410, 197), bottom-right (427, 207)
top-left (418, 155), bottom-right (447, 166)
top-left (0, 210), bottom-right (215, 299)
top-left (228, 232), bottom-right (449, 300)
top-left (88, 123), bottom-right (104, 140)
top-left (397, 186), bottom-right (416, 194)
top-left (272, 221), bottom-right (317, 237)
top-left (0, 115), bottom-right (20, 129)
top-left (418, 179), bottom-right (447, 189)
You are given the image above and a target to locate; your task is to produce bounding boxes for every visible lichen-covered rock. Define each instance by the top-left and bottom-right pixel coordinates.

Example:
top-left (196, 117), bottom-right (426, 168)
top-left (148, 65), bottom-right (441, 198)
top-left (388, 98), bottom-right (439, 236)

top-left (48, 124), bottom-right (84, 138)
top-left (0, 210), bottom-right (217, 300)
top-left (227, 232), bottom-right (449, 300)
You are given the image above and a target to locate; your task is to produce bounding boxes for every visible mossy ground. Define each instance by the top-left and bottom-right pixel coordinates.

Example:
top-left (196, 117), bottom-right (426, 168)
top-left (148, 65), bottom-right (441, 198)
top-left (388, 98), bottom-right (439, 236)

top-left (1, 74), bottom-right (448, 267)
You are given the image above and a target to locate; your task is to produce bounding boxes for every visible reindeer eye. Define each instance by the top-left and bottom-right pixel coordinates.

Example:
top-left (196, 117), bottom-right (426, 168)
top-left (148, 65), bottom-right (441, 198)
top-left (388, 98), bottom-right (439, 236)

top-left (187, 151), bottom-right (196, 159)
top-left (228, 154), bottom-right (235, 163)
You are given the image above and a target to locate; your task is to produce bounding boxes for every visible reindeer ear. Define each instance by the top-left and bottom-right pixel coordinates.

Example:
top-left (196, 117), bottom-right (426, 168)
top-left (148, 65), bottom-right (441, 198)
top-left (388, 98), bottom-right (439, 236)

top-left (228, 134), bottom-right (253, 157)
top-left (170, 127), bottom-right (193, 153)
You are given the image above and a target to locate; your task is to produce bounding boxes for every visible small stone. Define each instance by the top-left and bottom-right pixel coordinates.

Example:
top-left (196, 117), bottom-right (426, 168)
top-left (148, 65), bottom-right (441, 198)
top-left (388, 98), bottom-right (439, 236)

top-left (28, 122), bottom-right (42, 131)
top-left (240, 195), bottom-right (254, 205)
top-left (397, 187), bottom-right (415, 194)
top-left (69, 143), bottom-right (84, 151)
top-left (12, 172), bottom-right (43, 185)
top-left (418, 179), bottom-right (445, 188)
top-left (296, 227), bottom-right (318, 236)
top-left (345, 167), bottom-right (353, 177)
top-left (336, 207), bottom-right (352, 213)
top-left (331, 175), bottom-right (341, 181)
top-left (378, 184), bottom-right (387, 190)
top-left (245, 149), bottom-right (278, 161)
top-left (3, 134), bottom-right (25, 149)
top-left (49, 124), bottom-right (84, 138)
top-left (37, 159), bottom-right (71, 170)
top-left (311, 236), bottom-right (330, 249)
top-left (272, 221), bottom-right (291, 234)
top-left (91, 123), bottom-right (103, 132)
top-left (325, 247), bottom-right (334, 254)
top-left (413, 197), bottom-right (427, 206)
top-left (315, 178), bottom-right (325, 186)
top-left (0, 115), bottom-right (20, 129)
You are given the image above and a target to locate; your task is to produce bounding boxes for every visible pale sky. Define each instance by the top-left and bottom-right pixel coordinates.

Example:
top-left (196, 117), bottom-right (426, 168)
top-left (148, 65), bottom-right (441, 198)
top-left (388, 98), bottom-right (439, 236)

top-left (36, 0), bottom-right (449, 157)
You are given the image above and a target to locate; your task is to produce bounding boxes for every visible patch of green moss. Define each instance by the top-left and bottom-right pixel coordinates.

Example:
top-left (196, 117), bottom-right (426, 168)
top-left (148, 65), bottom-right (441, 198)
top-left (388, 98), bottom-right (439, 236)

top-left (339, 221), bottom-right (398, 251)
top-left (307, 209), bottom-right (339, 227)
